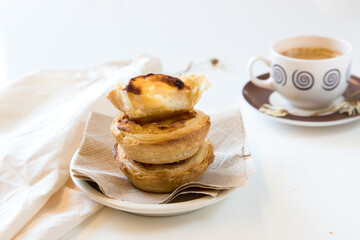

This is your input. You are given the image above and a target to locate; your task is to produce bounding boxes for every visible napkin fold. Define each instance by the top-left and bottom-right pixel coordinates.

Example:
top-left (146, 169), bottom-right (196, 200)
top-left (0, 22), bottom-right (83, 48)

top-left (0, 56), bottom-right (162, 240)
top-left (13, 179), bottom-right (103, 240)
top-left (71, 109), bottom-right (255, 204)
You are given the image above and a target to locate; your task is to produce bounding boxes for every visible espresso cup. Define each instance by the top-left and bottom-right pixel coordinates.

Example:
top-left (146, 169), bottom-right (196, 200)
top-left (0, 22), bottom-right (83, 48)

top-left (248, 35), bottom-right (352, 109)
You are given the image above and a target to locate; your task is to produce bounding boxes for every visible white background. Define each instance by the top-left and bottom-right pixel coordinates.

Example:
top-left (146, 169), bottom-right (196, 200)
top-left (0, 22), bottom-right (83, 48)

top-left (1, 0), bottom-right (360, 239)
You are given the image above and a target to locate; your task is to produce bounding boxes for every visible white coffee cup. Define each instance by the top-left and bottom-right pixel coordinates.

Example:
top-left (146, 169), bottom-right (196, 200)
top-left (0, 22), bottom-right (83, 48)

top-left (248, 35), bottom-right (352, 109)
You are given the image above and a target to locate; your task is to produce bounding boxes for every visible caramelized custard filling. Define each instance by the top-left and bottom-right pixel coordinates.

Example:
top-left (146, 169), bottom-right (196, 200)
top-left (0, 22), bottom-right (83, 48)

top-left (124, 74), bottom-right (190, 95)
top-left (107, 73), bottom-right (210, 122)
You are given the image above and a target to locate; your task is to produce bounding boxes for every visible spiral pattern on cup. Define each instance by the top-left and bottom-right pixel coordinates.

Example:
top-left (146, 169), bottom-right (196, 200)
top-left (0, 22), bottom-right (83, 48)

top-left (292, 70), bottom-right (314, 90)
top-left (323, 69), bottom-right (340, 91)
top-left (272, 64), bottom-right (287, 86)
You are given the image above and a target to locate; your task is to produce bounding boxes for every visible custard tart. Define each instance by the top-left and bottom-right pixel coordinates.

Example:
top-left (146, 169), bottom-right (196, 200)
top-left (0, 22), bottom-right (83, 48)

top-left (114, 139), bottom-right (214, 193)
top-left (107, 73), bottom-right (210, 123)
top-left (110, 110), bottom-right (211, 164)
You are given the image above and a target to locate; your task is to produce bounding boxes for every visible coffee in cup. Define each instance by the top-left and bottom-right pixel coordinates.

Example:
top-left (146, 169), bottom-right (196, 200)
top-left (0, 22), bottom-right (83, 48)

top-left (280, 47), bottom-right (342, 60)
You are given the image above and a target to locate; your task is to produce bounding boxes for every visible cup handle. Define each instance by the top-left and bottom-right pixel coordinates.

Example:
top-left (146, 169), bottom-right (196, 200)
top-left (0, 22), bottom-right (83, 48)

top-left (248, 56), bottom-right (275, 90)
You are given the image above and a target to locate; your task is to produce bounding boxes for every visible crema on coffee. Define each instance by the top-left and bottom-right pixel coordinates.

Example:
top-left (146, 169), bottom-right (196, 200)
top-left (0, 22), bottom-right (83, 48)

top-left (280, 47), bottom-right (342, 60)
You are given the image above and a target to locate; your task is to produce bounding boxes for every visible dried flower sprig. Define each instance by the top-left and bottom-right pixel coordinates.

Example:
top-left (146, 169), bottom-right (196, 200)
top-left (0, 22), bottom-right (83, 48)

top-left (312, 84), bottom-right (360, 116)
top-left (174, 58), bottom-right (224, 75)
top-left (311, 100), bottom-right (360, 116)
top-left (259, 100), bottom-right (360, 118)
top-left (338, 101), bottom-right (360, 115)
top-left (260, 78), bottom-right (360, 118)
top-left (259, 104), bottom-right (289, 117)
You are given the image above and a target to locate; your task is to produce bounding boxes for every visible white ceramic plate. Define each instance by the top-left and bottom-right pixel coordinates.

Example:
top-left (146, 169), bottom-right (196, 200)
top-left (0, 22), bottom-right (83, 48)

top-left (242, 74), bottom-right (360, 127)
top-left (262, 92), bottom-right (360, 127)
top-left (70, 159), bottom-right (234, 217)
top-left (249, 105), bottom-right (360, 127)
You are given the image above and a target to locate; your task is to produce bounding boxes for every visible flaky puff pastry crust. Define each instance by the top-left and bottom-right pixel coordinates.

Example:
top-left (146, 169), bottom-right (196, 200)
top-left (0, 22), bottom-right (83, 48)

top-left (111, 110), bottom-right (211, 164)
top-left (114, 139), bottom-right (214, 193)
top-left (107, 74), bottom-right (210, 123)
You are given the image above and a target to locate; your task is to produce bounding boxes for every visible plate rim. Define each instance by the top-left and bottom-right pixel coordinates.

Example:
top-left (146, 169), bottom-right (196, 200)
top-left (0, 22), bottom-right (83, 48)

top-left (246, 104), bottom-right (360, 127)
top-left (69, 155), bottom-right (235, 216)
top-left (242, 76), bottom-right (360, 127)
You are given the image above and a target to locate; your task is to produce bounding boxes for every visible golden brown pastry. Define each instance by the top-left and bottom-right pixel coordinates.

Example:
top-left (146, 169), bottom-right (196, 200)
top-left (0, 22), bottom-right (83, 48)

top-left (107, 73), bottom-right (210, 123)
top-left (114, 139), bottom-right (214, 193)
top-left (110, 110), bottom-right (211, 164)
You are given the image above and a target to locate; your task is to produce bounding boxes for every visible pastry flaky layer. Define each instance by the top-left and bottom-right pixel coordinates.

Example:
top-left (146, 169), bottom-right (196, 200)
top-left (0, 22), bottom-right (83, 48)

top-left (107, 73), bottom-right (210, 123)
top-left (110, 110), bottom-right (211, 164)
top-left (114, 139), bottom-right (214, 193)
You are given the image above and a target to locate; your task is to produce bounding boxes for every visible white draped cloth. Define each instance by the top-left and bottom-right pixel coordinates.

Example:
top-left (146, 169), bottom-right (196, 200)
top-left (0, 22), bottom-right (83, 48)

top-left (0, 56), bottom-right (162, 239)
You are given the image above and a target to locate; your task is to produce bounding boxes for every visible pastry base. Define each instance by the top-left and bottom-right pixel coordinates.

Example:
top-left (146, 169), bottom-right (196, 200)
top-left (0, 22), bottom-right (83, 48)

top-left (114, 139), bottom-right (214, 193)
top-left (111, 110), bottom-right (211, 164)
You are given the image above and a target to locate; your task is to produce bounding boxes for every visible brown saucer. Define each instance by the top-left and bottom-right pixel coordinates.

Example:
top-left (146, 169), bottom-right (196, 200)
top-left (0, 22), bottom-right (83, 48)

top-left (242, 73), bottom-right (360, 126)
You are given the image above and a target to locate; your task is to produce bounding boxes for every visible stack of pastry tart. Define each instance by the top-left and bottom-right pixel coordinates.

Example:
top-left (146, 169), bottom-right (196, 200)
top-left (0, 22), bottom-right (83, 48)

top-left (107, 73), bottom-right (214, 193)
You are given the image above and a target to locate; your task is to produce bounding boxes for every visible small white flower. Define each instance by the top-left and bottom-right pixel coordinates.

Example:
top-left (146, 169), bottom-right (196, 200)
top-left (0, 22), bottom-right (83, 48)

top-left (337, 101), bottom-right (360, 116)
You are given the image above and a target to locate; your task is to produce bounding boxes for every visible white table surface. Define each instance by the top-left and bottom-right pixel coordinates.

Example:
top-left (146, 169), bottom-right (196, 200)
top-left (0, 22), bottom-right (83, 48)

top-left (1, 1), bottom-right (360, 239)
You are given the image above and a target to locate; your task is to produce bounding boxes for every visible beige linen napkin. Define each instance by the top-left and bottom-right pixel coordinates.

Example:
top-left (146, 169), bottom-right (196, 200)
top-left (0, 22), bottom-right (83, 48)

top-left (13, 179), bottom-right (103, 240)
top-left (71, 109), bottom-right (255, 204)
top-left (0, 55), bottom-right (162, 240)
